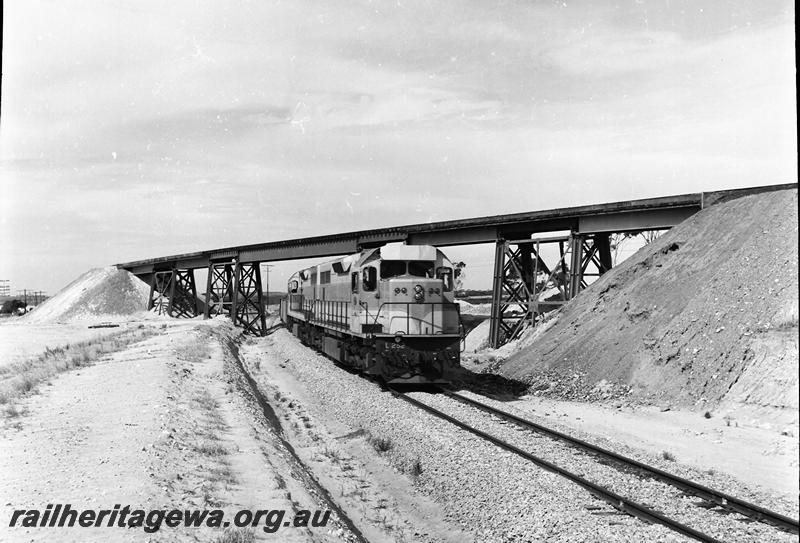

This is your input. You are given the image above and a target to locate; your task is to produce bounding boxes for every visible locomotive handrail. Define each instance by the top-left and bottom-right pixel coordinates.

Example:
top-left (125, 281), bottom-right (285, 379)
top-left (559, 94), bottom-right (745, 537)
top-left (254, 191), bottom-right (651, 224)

top-left (292, 294), bottom-right (461, 336)
top-left (301, 297), bottom-right (350, 330)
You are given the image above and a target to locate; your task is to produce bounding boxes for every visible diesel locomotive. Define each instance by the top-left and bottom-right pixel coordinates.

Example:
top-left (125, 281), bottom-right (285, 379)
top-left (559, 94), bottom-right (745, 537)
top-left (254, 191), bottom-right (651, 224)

top-left (279, 244), bottom-right (462, 383)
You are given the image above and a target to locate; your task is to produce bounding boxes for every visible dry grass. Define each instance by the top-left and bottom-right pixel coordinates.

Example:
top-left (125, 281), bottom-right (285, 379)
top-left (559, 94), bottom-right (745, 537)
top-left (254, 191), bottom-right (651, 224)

top-left (773, 312), bottom-right (799, 331)
top-left (191, 387), bottom-right (236, 488)
top-left (194, 390), bottom-right (228, 438)
top-left (662, 450), bottom-right (676, 462)
top-left (322, 446), bottom-right (344, 462)
top-left (177, 341), bottom-right (211, 362)
top-left (207, 463), bottom-right (235, 482)
top-left (195, 389), bottom-right (220, 412)
top-left (215, 529), bottom-right (255, 543)
top-left (194, 439), bottom-right (229, 457)
top-left (3, 404), bottom-right (25, 418)
top-left (0, 329), bottom-right (154, 415)
top-left (368, 435), bottom-right (394, 453)
top-left (396, 457), bottom-right (423, 479)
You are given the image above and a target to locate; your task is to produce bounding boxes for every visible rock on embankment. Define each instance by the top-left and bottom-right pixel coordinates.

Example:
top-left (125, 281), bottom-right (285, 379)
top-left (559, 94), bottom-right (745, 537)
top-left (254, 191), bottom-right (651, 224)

top-left (496, 189), bottom-right (798, 416)
top-left (23, 267), bottom-right (150, 324)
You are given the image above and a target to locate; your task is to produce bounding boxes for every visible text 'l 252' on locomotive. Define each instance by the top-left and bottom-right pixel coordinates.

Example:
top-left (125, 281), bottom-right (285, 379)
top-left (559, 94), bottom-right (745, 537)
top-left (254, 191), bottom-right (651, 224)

top-left (279, 244), bottom-right (462, 384)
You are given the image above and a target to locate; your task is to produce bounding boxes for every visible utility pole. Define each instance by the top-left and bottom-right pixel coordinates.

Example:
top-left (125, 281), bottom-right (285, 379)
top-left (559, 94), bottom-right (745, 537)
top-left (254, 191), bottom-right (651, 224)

top-left (261, 264), bottom-right (274, 310)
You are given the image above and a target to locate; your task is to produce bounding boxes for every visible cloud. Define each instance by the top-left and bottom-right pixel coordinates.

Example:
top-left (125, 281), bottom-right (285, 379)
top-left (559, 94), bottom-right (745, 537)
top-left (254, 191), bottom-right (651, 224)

top-left (0, 0), bottom-right (795, 292)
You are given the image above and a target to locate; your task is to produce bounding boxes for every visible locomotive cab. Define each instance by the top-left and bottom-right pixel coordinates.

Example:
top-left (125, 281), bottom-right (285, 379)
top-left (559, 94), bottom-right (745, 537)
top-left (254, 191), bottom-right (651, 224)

top-left (353, 244), bottom-right (460, 337)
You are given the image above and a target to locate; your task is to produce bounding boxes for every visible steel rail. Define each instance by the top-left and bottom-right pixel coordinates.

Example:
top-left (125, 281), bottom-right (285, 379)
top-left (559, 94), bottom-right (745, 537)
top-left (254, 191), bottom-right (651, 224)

top-left (390, 389), bottom-right (723, 543)
top-left (229, 344), bottom-right (369, 543)
top-left (443, 389), bottom-right (799, 534)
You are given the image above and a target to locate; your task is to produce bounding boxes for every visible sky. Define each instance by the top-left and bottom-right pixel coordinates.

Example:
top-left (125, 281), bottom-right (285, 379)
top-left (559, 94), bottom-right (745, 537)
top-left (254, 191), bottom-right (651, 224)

top-left (1, 0), bottom-right (796, 294)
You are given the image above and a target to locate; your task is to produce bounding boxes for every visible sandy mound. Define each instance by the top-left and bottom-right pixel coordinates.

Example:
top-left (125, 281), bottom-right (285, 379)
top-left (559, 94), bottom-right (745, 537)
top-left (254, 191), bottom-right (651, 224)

top-left (464, 320), bottom-right (491, 353)
top-left (495, 189), bottom-right (798, 417)
top-left (23, 267), bottom-right (151, 324)
top-left (457, 300), bottom-right (492, 316)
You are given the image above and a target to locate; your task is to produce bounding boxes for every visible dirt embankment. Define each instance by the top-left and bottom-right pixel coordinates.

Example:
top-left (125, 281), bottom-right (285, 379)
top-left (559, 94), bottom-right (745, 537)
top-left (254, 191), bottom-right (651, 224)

top-left (23, 267), bottom-right (150, 324)
top-left (496, 189), bottom-right (798, 419)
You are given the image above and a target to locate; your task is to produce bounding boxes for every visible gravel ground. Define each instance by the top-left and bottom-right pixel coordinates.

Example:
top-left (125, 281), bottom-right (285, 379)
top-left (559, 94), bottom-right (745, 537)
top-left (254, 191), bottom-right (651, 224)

top-left (244, 328), bottom-right (690, 543)
top-left (408, 391), bottom-right (797, 543)
top-left (451, 390), bottom-right (800, 519)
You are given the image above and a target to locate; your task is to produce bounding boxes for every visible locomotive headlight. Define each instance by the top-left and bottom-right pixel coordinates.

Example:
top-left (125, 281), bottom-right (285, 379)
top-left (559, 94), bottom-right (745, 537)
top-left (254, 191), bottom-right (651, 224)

top-left (401, 287), bottom-right (407, 294)
top-left (394, 287), bottom-right (400, 294)
top-left (414, 285), bottom-right (423, 293)
top-left (414, 284), bottom-right (425, 303)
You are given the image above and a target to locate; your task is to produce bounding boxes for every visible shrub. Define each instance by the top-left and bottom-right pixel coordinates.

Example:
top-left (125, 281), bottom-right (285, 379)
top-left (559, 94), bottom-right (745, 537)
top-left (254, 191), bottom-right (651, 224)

top-left (369, 435), bottom-right (393, 453)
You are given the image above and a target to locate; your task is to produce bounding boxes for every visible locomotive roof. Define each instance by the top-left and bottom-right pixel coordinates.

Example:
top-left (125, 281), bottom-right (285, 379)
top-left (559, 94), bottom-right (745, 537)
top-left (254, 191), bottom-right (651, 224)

top-left (290, 244), bottom-right (445, 279)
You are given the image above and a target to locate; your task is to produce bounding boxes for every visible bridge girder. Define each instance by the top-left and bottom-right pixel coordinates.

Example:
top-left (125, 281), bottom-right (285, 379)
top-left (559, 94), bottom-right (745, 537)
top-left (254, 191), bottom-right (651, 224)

top-left (120, 183), bottom-right (796, 346)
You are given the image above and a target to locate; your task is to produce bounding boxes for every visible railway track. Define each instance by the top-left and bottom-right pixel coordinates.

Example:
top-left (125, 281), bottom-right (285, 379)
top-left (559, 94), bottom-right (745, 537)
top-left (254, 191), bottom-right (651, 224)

top-left (389, 387), bottom-right (799, 543)
top-left (227, 339), bottom-right (369, 543)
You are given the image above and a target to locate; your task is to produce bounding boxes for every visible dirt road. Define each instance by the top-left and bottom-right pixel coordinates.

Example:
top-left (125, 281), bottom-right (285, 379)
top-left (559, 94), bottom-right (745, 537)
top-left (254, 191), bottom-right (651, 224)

top-left (1, 320), bottom-right (351, 542)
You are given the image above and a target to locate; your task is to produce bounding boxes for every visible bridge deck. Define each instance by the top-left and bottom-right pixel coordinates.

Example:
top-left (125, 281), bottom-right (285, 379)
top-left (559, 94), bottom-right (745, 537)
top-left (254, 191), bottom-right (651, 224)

top-left (117, 183), bottom-right (795, 273)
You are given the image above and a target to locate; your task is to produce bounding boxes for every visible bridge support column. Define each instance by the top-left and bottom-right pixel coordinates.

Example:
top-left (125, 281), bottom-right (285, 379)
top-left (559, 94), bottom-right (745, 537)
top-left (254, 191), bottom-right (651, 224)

top-left (147, 268), bottom-right (198, 318)
top-left (489, 240), bottom-right (510, 350)
top-left (489, 237), bottom-right (574, 348)
top-left (568, 233), bottom-right (613, 298)
top-left (205, 262), bottom-right (234, 319)
top-left (593, 233), bottom-right (613, 275)
top-left (230, 262), bottom-right (266, 336)
top-left (169, 269), bottom-right (199, 318)
top-left (148, 271), bottom-right (173, 315)
top-left (568, 235), bottom-right (585, 299)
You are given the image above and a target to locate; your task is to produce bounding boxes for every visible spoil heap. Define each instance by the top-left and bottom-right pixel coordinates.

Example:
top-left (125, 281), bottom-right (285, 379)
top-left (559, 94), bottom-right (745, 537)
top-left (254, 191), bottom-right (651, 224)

top-left (496, 189), bottom-right (798, 418)
top-left (23, 267), bottom-right (150, 324)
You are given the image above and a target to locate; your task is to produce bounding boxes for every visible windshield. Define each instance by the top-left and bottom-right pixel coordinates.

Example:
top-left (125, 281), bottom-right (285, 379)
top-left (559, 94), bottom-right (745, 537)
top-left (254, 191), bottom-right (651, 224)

top-left (380, 260), bottom-right (406, 279)
top-left (408, 261), bottom-right (434, 278)
top-left (380, 260), bottom-right (435, 279)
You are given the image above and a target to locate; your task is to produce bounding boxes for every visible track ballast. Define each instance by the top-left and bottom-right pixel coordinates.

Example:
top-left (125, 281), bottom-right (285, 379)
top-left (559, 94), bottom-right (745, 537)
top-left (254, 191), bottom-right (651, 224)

top-left (390, 386), bottom-right (799, 543)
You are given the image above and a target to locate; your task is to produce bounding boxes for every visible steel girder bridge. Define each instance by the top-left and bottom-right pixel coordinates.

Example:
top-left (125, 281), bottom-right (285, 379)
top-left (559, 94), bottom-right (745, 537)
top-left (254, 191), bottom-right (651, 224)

top-left (117, 183), bottom-right (795, 346)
